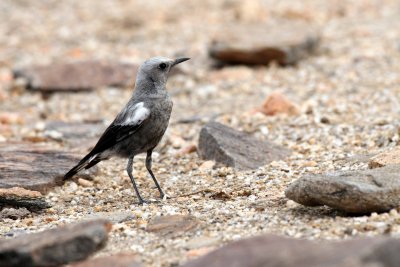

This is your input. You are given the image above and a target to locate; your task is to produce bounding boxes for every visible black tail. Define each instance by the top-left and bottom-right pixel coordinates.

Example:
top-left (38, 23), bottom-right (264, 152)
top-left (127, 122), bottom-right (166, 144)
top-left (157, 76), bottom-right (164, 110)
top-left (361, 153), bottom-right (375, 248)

top-left (64, 153), bottom-right (101, 180)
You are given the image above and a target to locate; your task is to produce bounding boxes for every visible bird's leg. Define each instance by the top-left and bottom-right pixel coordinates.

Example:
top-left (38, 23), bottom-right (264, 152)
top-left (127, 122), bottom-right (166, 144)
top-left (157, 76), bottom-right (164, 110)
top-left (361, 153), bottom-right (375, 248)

top-left (146, 149), bottom-right (165, 199)
top-left (126, 156), bottom-right (145, 204)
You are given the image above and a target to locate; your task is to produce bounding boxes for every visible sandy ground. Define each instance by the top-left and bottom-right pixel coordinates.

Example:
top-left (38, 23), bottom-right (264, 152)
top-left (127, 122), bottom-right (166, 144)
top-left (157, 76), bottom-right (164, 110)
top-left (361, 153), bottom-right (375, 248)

top-left (1, 0), bottom-right (400, 266)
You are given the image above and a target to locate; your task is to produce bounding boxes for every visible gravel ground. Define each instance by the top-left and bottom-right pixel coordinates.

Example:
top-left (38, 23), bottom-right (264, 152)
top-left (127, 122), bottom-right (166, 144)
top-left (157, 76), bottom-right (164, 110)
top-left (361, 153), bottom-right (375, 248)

top-left (1, 0), bottom-right (400, 266)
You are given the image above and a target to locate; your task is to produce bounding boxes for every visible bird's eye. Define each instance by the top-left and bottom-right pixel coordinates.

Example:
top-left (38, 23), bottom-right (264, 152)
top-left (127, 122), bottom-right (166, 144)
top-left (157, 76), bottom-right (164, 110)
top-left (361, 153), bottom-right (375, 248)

top-left (159, 63), bottom-right (167, 70)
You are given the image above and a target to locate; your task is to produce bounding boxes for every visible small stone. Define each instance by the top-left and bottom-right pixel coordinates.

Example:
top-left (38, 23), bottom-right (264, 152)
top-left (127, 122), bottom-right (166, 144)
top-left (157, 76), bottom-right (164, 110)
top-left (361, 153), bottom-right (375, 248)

top-left (0, 187), bottom-right (50, 210)
top-left (302, 161), bottom-right (318, 167)
top-left (0, 219), bottom-right (111, 267)
top-left (368, 147), bottom-right (400, 169)
top-left (209, 22), bottom-right (319, 65)
top-left (176, 144), bottom-right (197, 156)
top-left (258, 91), bottom-right (300, 116)
top-left (285, 165), bottom-right (400, 213)
top-left (78, 178), bottom-right (94, 188)
top-left (199, 160), bottom-right (215, 171)
top-left (186, 247), bottom-right (214, 259)
top-left (71, 253), bottom-right (141, 267)
top-left (198, 122), bottom-right (290, 170)
top-left (146, 215), bottom-right (199, 237)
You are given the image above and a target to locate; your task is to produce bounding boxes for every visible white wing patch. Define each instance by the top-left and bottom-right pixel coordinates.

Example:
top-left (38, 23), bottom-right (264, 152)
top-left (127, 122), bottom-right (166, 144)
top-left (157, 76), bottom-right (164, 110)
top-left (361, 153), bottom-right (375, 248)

top-left (122, 102), bottom-right (150, 125)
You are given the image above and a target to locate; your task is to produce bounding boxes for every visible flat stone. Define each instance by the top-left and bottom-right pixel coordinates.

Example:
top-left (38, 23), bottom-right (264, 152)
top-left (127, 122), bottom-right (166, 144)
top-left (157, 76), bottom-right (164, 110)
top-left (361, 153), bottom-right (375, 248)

top-left (0, 219), bottom-right (111, 267)
top-left (368, 147), bottom-right (400, 168)
top-left (45, 121), bottom-right (105, 149)
top-left (0, 142), bottom-right (97, 193)
top-left (146, 215), bottom-right (199, 237)
top-left (209, 22), bottom-right (319, 65)
top-left (13, 60), bottom-right (138, 92)
top-left (71, 253), bottom-right (141, 267)
top-left (285, 165), bottom-right (400, 214)
top-left (198, 122), bottom-right (290, 170)
top-left (182, 234), bottom-right (400, 267)
top-left (0, 187), bottom-right (50, 211)
top-left (84, 211), bottom-right (135, 224)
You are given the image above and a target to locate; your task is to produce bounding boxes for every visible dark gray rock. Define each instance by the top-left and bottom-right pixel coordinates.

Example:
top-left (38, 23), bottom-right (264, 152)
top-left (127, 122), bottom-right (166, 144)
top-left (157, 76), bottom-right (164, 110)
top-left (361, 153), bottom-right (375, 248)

top-left (285, 165), bottom-right (400, 213)
top-left (146, 215), bottom-right (199, 237)
top-left (182, 234), bottom-right (400, 267)
top-left (0, 219), bottom-right (111, 267)
top-left (0, 187), bottom-right (50, 211)
top-left (209, 22), bottom-right (319, 65)
top-left (13, 60), bottom-right (138, 92)
top-left (198, 122), bottom-right (290, 170)
top-left (71, 253), bottom-right (141, 267)
top-left (0, 142), bottom-right (97, 193)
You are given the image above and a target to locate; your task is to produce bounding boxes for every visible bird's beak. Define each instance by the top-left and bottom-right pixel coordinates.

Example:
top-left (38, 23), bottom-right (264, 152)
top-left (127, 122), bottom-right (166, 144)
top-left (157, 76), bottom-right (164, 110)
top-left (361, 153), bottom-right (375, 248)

top-left (172, 57), bottom-right (190, 66)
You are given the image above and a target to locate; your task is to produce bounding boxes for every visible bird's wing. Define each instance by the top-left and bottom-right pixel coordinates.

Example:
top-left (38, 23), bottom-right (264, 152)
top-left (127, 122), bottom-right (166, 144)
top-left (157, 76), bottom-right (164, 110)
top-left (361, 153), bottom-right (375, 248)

top-left (89, 102), bottom-right (150, 155)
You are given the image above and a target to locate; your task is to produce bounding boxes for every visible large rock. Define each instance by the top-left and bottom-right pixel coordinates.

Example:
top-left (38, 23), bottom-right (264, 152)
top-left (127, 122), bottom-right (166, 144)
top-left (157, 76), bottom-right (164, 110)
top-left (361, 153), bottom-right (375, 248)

top-left (0, 142), bottom-right (97, 193)
top-left (209, 22), bottom-right (319, 65)
top-left (182, 234), bottom-right (400, 267)
top-left (0, 219), bottom-right (111, 267)
top-left (146, 215), bottom-right (199, 237)
top-left (0, 187), bottom-right (50, 211)
top-left (368, 147), bottom-right (400, 169)
top-left (13, 60), bottom-right (138, 92)
top-left (285, 165), bottom-right (400, 213)
top-left (198, 122), bottom-right (289, 170)
top-left (71, 253), bottom-right (141, 267)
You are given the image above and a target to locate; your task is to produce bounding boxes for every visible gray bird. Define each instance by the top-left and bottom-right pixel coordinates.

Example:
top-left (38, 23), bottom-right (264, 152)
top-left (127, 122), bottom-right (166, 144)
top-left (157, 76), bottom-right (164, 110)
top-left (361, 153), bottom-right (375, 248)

top-left (64, 56), bottom-right (190, 204)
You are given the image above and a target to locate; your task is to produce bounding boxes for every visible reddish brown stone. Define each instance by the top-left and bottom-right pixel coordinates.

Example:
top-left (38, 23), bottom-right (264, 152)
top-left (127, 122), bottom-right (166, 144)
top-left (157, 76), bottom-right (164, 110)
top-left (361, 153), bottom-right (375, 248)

top-left (209, 22), bottom-right (319, 65)
top-left (259, 91), bottom-right (300, 116)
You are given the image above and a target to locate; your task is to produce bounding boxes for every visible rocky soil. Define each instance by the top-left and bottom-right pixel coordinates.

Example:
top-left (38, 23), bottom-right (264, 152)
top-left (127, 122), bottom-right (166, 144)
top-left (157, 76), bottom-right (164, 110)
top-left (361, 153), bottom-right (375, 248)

top-left (1, 0), bottom-right (400, 266)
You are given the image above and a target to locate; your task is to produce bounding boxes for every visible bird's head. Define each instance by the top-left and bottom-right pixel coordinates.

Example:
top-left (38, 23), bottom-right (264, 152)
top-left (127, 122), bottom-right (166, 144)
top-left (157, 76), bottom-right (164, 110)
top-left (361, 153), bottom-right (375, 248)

top-left (136, 56), bottom-right (190, 89)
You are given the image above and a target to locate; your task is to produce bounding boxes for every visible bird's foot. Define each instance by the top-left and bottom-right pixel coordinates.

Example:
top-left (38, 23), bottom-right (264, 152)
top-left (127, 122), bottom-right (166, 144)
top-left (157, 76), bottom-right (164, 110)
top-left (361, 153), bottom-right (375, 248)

top-left (137, 198), bottom-right (148, 205)
top-left (160, 192), bottom-right (169, 201)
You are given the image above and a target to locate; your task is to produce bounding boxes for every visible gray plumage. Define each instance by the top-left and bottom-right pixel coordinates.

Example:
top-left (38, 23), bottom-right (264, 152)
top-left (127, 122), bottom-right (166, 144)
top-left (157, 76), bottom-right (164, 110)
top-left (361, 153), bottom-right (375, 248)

top-left (64, 56), bottom-right (190, 204)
